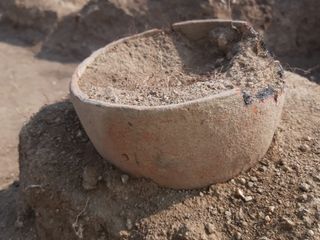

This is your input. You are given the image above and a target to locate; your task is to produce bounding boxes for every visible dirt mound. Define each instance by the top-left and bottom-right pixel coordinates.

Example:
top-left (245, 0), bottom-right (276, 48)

top-left (0, 0), bottom-right (88, 33)
top-left (79, 26), bottom-right (284, 106)
top-left (0, 183), bottom-right (37, 240)
top-left (2, 0), bottom-right (320, 68)
top-left (212, 0), bottom-right (320, 55)
top-left (39, 0), bottom-right (213, 61)
top-left (18, 73), bottom-right (320, 239)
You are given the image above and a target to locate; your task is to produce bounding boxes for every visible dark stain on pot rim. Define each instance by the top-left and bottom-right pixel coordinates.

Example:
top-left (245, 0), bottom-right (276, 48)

top-left (256, 86), bottom-right (275, 100)
top-left (242, 86), bottom-right (276, 105)
top-left (242, 91), bottom-right (254, 105)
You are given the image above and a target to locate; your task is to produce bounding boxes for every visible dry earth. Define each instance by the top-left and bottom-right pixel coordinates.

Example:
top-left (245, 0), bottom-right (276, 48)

top-left (13, 72), bottom-right (320, 240)
top-left (0, 32), bottom-right (76, 189)
top-left (0, 0), bottom-right (319, 239)
top-left (79, 27), bottom-right (284, 106)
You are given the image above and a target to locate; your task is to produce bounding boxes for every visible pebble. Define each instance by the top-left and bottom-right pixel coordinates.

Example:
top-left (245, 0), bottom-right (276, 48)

top-left (14, 218), bottom-right (23, 228)
top-left (205, 223), bottom-right (216, 234)
top-left (239, 178), bottom-right (246, 185)
top-left (297, 194), bottom-right (308, 202)
top-left (299, 144), bottom-right (311, 152)
top-left (250, 176), bottom-right (258, 182)
top-left (281, 217), bottom-right (295, 231)
top-left (303, 216), bottom-right (314, 227)
top-left (313, 174), bottom-right (320, 182)
top-left (297, 208), bottom-right (309, 219)
top-left (76, 130), bottom-right (83, 137)
top-left (225, 211), bottom-right (232, 218)
top-left (121, 174), bottom-right (129, 184)
top-left (235, 189), bottom-right (253, 202)
top-left (126, 218), bottom-right (133, 230)
top-left (258, 237), bottom-right (270, 240)
top-left (238, 208), bottom-right (245, 219)
top-left (299, 183), bottom-right (311, 192)
top-left (268, 206), bottom-right (275, 212)
top-left (258, 166), bottom-right (268, 172)
top-left (307, 230), bottom-right (315, 237)
top-left (303, 136), bottom-right (312, 141)
top-left (259, 212), bottom-right (265, 219)
top-left (234, 232), bottom-right (242, 240)
top-left (244, 196), bottom-right (253, 202)
top-left (230, 179), bottom-right (236, 184)
top-left (257, 188), bottom-right (264, 194)
top-left (283, 165), bottom-right (292, 172)
top-left (247, 181), bottom-right (254, 188)
top-left (265, 215), bottom-right (271, 222)
top-left (82, 165), bottom-right (99, 190)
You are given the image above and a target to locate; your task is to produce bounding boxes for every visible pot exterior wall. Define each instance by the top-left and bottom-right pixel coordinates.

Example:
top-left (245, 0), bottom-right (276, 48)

top-left (71, 91), bottom-right (285, 189)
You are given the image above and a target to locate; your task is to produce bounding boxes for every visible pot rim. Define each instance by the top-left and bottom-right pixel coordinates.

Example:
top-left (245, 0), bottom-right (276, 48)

top-left (70, 19), bottom-right (280, 111)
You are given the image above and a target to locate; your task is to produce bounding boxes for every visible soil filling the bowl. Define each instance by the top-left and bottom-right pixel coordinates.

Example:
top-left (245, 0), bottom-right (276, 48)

top-left (79, 25), bottom-right (285, 106)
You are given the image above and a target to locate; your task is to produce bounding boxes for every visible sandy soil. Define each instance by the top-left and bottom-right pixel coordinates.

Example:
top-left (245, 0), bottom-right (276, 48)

top-left (15, 72), bottom-right (320, 240)
top-left (0, 30), bottom-right (76, 190)
top-left (0, 0), bottom-right (319, 239)
top-left (79, 27), bottom-right (283, 106)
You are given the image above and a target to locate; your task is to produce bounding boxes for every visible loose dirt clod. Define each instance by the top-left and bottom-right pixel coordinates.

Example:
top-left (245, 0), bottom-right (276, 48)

top-left (79, 26), bottom-right (285, 106)
top-left (82, 165), bottom-right (99, 190)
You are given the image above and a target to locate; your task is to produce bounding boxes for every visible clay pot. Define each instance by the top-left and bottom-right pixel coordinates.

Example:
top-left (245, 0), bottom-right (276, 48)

top-left (70, 20), bottom-right (286, 189)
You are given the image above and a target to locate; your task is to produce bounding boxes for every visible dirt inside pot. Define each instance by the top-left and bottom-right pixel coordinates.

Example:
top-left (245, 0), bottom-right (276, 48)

top-left (79, 25), bottom-right (285, 106)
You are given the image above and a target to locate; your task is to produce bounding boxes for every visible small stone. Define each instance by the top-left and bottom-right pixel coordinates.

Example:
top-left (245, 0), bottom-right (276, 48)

top-left (126, 218), bottom-right (133, 230)
top-left (258, 166), bottom-right (268, 172)
top-left (76, 130), bottom-right (83, 137)
top-left (236, 188), bottom-right (245, 198)
top-left (247, 181), bottom-right (254, 188)
top-left (239, 178), bottom-right (246, 185)
top-left (281, 217), bottom-right (295, 231)
top-left (303, 136), bottom-right (312, 141)
top-left (303, 216), bottom-right (314, 227)
top-left (230, 179), bottom-right (236, 184)
top-left (199, 192), bottom-right (204, 197)
top-left (250, 176), bottom-right (258, 182)
top-left (258, 237), bottom-right (270, 240)
top-left (82, 165), bottom-right (99, 190)
top-left (14, 217), bottom-right (23, 228)
top-left (265, 215), bottom-right (271, 222)
top-left (268, 206), bottom-right (276, 212)
top-left (297, 207), bottom-right (309, 219)
top-left (238, 208), bottom-right (245, 219)
top-left (299, 144), bottom-right (311, 152)
top-left (235, 189), bottom-right (253, 202)
top-left (234, 232), bottom-right (242, 240)
top-left (244, 196), bottom-right (253, 202)
top-left (121, 174), bottom-right (129, 184)
top-left (299, 183), bottom-right (311, 192)
top-left (307, 230), bottom-right (315, 237)
top-left (283, 165), bottom-right (292, 172)
top-left (313, 174), bottom-right (320, 182)
top-left (205, 223), bottom-right (216, 234)
top-left (225, 211), bottom-right (232, 218)
top-left (119, 231), bottom-right (129, 238)
top-left (259, 212), bottom-right (265, 219)
top-left (257, 188), bottom-right (264, 194)
top-left (297, 194), bottom-right (308, 202)
top-left (315, 211), bottom-right (320, 220)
